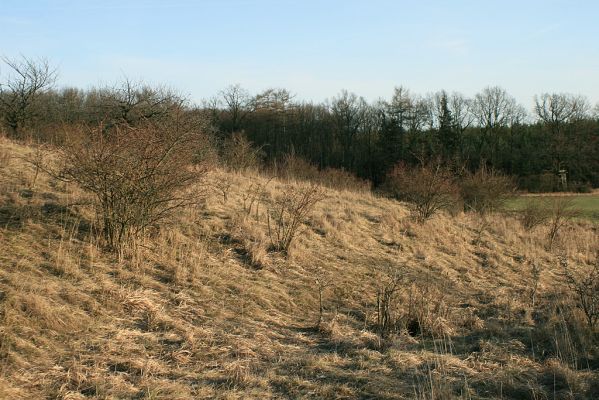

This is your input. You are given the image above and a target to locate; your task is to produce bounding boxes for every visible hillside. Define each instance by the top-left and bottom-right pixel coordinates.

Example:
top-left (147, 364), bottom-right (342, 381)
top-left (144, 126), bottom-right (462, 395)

top-left (0, 137), bottom-right (598, 399)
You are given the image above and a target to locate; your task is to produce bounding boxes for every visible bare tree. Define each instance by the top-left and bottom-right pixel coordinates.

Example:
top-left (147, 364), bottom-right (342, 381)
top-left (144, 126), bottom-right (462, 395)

top-left (448, 92), bottom-right (474, 133)
top-left (534, 93), bottom-right (591, 172)
top-left (471, 86), bottom-right (522, 164)
top-left (472, 86), bottom-right (518, 130)
top-left (386, 86), bottom-right (413, 131)
top-left (254, 88), bottom-right (295, 156)
top-left (330, 90), bottom-right (367, 170)
top-left (0, 56), bottom-right (57, 137)
top-left (534, 93), bottom-right (590, 127)
top-left (219, 84), bottom-right (253, 133)
top-left (91, 79), bottom-right (184, 127)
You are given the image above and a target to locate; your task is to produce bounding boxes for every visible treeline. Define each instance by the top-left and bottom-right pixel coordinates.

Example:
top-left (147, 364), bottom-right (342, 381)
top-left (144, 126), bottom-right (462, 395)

top-left (1, 56), bottom-right (598, 191)
top-left (208, 85), bottom-right (599, 191)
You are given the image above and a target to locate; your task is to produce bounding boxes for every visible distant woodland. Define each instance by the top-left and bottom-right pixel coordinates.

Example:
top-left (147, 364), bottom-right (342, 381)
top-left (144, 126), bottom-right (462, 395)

top-left (2, 57), bottom-right (598, 192)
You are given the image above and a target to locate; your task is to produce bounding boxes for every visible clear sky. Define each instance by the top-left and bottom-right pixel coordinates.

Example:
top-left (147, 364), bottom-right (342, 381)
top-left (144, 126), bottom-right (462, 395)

top-left (1, 0), bottom-right (598, 109)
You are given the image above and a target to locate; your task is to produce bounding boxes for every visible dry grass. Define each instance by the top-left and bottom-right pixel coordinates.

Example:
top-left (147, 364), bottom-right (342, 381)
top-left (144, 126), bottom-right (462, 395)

top-left (1, 137), bottom-right (598, 399)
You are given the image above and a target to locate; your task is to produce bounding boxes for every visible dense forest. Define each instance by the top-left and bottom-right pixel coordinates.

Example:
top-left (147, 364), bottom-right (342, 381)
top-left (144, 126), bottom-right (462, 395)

top-left (1, 57), bottom-right (598, 191)
top-left (208, 85), bottom-right (599, 191)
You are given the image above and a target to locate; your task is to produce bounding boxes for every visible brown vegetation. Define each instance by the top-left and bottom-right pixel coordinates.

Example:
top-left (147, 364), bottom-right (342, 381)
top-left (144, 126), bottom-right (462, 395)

top-left (54, 116), bottom-right (211, 252)
top-left (562, 254), bottom-right (599, 329)
top-left (266, 182), bottom-right (324, 254)
top-left (383, 161), bottom-right (460, 222)
top-left (547, 198), bottom-right (579, 250)
top-left (274, 152), bottom-right (371, 192)
top-left (0, 137), bottom-right (598, 399)
top-left (221, 132), bottom-right (264, 172)
top-left (519, 198), bottom-right (551, 231)
top-left (460, 165), bottom-right (514, 214)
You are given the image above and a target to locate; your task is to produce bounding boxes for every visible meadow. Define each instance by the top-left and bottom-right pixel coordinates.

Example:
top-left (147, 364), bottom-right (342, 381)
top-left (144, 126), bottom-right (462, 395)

top-left (507, 193), bottom-right (599, 221)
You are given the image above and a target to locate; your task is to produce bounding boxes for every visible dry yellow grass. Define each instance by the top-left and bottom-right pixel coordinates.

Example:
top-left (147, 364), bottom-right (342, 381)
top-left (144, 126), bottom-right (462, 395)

top-left (0, 137), bottom-right (598, 399)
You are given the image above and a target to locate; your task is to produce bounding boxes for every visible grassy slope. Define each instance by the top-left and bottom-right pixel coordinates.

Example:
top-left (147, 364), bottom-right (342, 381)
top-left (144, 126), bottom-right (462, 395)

top-left (0, 138), bottom-right (598, 399)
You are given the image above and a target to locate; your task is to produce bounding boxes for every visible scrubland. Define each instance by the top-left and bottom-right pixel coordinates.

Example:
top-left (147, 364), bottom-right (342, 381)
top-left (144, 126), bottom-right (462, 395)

top-left (0, 137), bottom-right (598, 399)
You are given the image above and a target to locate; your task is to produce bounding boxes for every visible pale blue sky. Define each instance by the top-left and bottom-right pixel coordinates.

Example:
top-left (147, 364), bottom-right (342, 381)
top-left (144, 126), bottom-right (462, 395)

top-left (1, 0), bottom-right (598, 108)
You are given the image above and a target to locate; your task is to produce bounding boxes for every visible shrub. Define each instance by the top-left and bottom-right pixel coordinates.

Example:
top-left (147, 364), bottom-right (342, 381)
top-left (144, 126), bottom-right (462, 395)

top-left (383, 161), bottom-right (460, 223)
top-left (273, 152), bottom-right (371, 192)
top-left (376, 265), bottom-right (405, 338)
top-left (519, 199), bottom-right (550, 231)
top-left (273, 152), bottom-right (319, 182)
top-left (266, 182), bottom-right (324, 255)
top-left (561, 255), bottom-right (599, 329)
top-left (213, 176), bottom-right (232, 204)
top-left (221, 132), bottom-right (264, 172)
top-left (57, 115), bottom-right (210, 252)
top-left (318, 167), bottom-right (371, 192)
top-left (546, 198), bottom-right (578, 250)
top-left (460, 165), bottom-right (514, 214)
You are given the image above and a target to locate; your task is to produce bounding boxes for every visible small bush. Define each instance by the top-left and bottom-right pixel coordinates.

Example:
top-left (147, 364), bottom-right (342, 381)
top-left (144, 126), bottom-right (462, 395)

top-left (58, 115), bottom-right (211, 252)
top-left (266, 182), bottom-right (324, 255)
top-left (519, 199), bottom-right (550, 231)
top-left (376, 265), bottom-right (405, 338)
top-left (561, 255), bottom-right (599, 329)
top-left (273, 152), bottom-right (319, 182)
top-left (546, 198), bottom-right (578, 250)
top-left (318, 167), bottom-right (371, 192)
top-left (221, 132), bottom-right (264, 172)
top-left (460, 165), bottom-right (514, 214)
top-left (383, 161), bottom-right (460, 223)
top-left (273, 152), bottom-right (371, 192)
top-left (214, 178), bottom-right (232, 204)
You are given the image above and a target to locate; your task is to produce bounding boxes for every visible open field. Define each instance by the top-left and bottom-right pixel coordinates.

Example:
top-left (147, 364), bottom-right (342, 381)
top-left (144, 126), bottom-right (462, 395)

top-left (1, 137), bottom-right (598, 399)
top-left (507, 194), bottom-right (599, 221)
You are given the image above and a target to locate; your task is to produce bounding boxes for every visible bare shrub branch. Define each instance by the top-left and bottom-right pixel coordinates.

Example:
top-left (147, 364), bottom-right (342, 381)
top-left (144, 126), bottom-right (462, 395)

top-left (383, 161), bottom-right (460, 223)
top-left (57, 114), bottom-right (211, 251)
top-left (0, 56), bottom-right (57, 137)
top-left (376, 265), bottom-right (405, 338)
top-left (273, 152), bottom-right (371, 192)
top-left (460, 164), bottom-right (514, 214)
top-left (221, 132), bottom-right (264, 172)
top-left (519, 199), bottom-right (550, 231)
top-left (547, 198), bottom-right (578, 250)
top-left (266, 183), bottom-right (324, 255)
top-left (241, 178), bottom-right (272, 219)
top-left (561, 255), bottom-right (599, 329)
